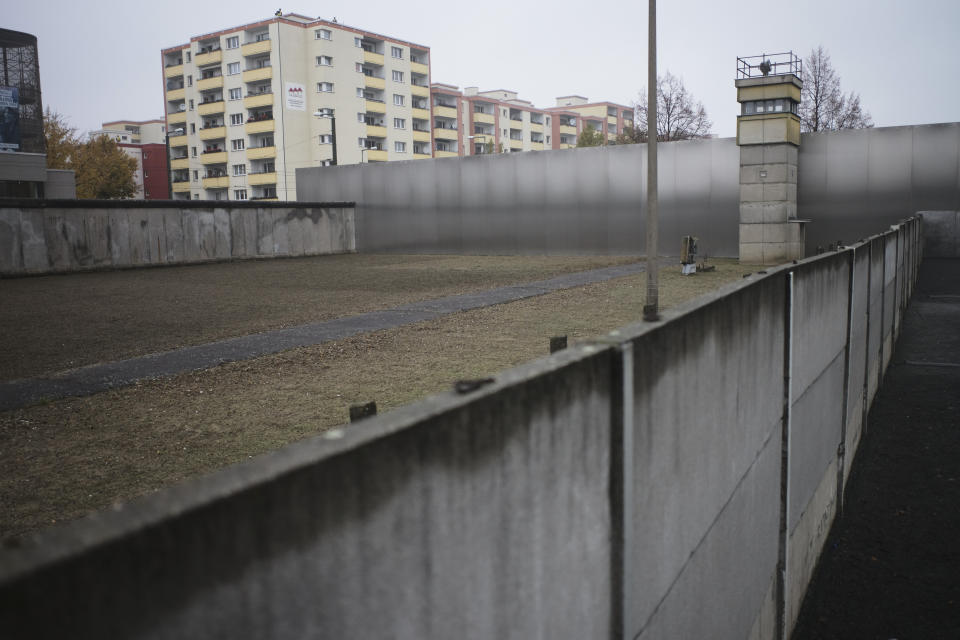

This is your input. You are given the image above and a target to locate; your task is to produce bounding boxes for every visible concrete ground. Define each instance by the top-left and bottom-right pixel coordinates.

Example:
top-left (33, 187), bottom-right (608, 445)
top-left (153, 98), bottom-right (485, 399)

top-left (792, 258), bottom-right (960, 639)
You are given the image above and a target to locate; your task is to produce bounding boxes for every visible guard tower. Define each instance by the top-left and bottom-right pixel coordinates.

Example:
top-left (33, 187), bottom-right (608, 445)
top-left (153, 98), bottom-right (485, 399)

top-left (735, 52), bottom-right (805, 264)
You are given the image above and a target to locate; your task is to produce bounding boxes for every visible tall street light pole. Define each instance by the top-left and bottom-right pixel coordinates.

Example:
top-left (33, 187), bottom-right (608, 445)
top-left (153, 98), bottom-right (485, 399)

top-left (313, 109), bottom-right (337, 166)
top-left (643, 0), bottom-right (660, 321)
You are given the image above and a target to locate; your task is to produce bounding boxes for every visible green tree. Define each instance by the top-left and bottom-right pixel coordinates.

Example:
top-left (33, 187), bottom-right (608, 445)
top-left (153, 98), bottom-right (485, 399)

top-left (73, 135), bottom-right (138, 199)
top-left (576, 124), bottom-right (606, 147)
top-left (42, 107), bottom-right (80, 169)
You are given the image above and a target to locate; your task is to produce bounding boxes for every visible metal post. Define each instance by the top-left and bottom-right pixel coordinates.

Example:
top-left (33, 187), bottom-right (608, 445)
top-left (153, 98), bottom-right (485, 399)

top-left (643, 0), bottom-right (660, 321)
top-left (330, 116), bottom-right (338, 166)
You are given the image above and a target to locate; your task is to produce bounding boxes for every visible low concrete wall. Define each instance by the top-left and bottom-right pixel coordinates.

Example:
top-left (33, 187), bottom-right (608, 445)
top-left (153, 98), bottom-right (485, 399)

top-left (0, 200), bottom-right (356, 276)
top-left (0, 219), bottom-right (922, 640)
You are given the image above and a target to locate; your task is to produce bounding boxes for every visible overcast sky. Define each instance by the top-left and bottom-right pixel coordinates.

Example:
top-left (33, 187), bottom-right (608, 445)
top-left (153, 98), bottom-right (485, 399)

top-left (7, 0), bottom-right (960, 138)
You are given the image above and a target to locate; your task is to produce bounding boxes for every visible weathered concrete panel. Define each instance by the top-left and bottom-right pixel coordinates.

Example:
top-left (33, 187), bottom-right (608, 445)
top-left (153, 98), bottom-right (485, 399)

top-left (791, 255), bottom-right (850, 396)
top-left (212, 209), bottom-right (231, 259)
top-left (844, 245), bottom-right (871, 482)
top-left (108, 210), bottom-right (131, 266)
top-left (181, 210), bottom-right (202, 262)
top-left (0, 349), bottom-right (616, 640)
top-left (146, 210), bottom-right (167, 265)
top-left (162, 210), bottom-right (184, 264)
top-left (866, 237), bottom-right (885, 403)
top-left (920, 211), bottom-right (959, 257)
top-left (85, 211), bottom-right (112, 267)
top-left (626, 274), bottom-right (786, 640)
top-left (127, 209), bottom-right (151, 266)
top-left (0, 209), bottom-right (22, 273)
top-left (197, 211), bottom-right (216, 260)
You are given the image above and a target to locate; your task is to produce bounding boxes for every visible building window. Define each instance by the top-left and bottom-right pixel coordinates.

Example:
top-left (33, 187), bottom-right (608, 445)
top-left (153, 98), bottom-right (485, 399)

top-left (189, 99), bottom-right (194, 110)
top-left (226, 36), bottom-right (239, 49)
top-left (191, 146), bottom-right (197, 157)
top-left (192, 170), bottom-right (198, 181)
top-left (255, 32), bottom-right (269, 42)
top-left (185, 51), bottom-right (191, 62)
top-left (393, 94), bottom-right (404, 106)
top-left (193, 193), bottom-right (199, 199)
top-left (394, 141), bottom-right (406, 153)
top-left (189, 123), bottom-right (196, 134)
top-left (356, 87), bottom-right (365, 98)
top-left (391, 46), bottom-right (403, 59)
top-left (357, 137), bottom-right (367, 148)
top-left (319, 134), bottom-right (333, 144)
top-left (317, 55), bottom-right (333, 66)
top-left (187, 75), bottom-right (193, 87)
top-left (393, 117), bottom-right (405, 129)
top-left (317, 82), bottom-right (334, 93)
top-left (354, 37), bottom-right (362, 48)
top-left (228, 88), bottom-right (242, 100)
top-left (230, 113), bottom-right (243, 125)
top-left (234, 189), bottom-right (247, 200)
top-left (315, 29), bottom-right (331, 40)
top-left (546, 135), bottom-right (551, 144)
top-left (232, 138), bottom-right (245, 151)
top-left (227, 62), bottom-right (240, 75)
top-left (546, 116), bottom-right (551, 125)
top-left (233, 164), bottom-right (246, 176)
top-left (392, 70), bottom-right (404, 83)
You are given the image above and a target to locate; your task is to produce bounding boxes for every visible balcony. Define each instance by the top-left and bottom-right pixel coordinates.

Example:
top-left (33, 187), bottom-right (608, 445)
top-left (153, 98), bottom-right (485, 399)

top-left (410, 61), bottom-right (428, 75)
top-left (364, 76), bottom-right (385, 91)
top-left (435, 150), bottom-right (457, 158)
top-left (509, 139), bottom-right (523, 150)
top-left (200, 151), bottom-right (228, 164)
top-left (195, 49), bottom-right (222, 66)
top-left (434, 105), bottom-right (457, 119)
top-left (168, 134), bottom-right (188, 147)
top-left (198, 125), bottom-right (226, 141)
top-left (530, 142), bottom-right (545, 151)
top-left (172, 181), bottom-right (191, 193)
top-left (366, 149), bottom-right (388, 162)
top-left (165, 64), bottom-right (184, 78)
top-left (363, 51), bottom-right (384, 66)
top-left (246, 146), bottom-right (276, 159)
top-left (412, 130), bottom-right (431, 143)
top-left (198, 100), bottom-right (225, 116)
top-left (411, 107), bottom-right (430, 120)
top-left (167, 111), bottom-right (187, 125)
top-left (365, 99), bottom-right (386, 114)
top-left (241, 40), bottom-right (271, 57)
top-left (242, 67), bottom-right (272, 83)
top-left (248, 171), bottom-right (277, 186)
top-left (410, 84), bottom-right (429, 98)
top-left (473, 111), bottom-right (494, 125)
top-left (433, 127), bottom-right (457, 140)
top-left (559, 125), bottom-right (577, 135)
top-left (197, 76), bottom-right (223, 91)
top-left (529, 122), bottom-right (543, 133)
top-left (202, 175), bottom-right (230, 189)
top-left (413, 153), bottom-right (431, 160)
top-left (366, 124), bottom-right (387, 138)
top-left (244, 93), bottom-right (273, 109)
top-left (246, 119), bottom-right (275, 134)
top-left (559, 143), bottom-right (574, 150)
top-left (166, 88), bottom-right (185, 101)
top-left (170, 157), bottom-right (190, 170)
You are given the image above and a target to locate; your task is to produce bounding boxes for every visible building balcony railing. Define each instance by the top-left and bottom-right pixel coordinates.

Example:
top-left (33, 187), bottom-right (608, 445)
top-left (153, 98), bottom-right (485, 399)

top-left (365, 99), bottom-right (386, 114)
top-left (473, 112), bottom-right (494, 125)
top-left (244, 93), bottom-right (273, 109)
top-left (166, 88), bottom-right (185, 101)
top-left (200, 151), bottom-right (228, 164)
top-left (246, 146), bottom-right (276, 160)
top-left (197, 76), bottom-right (224, 91)
top-left (164, 64), bottom-right (184, 78)
top-left (245, 119), bottom-right (275, 134)
top-left (195, 49), bottom-right (222, 66)
top-left (202, 175), bottom-right (230, 189)
top-left (411, 107), bottom-right (430, 120)
top-left (172, 181), bottom-right (191, 193)
top-left (170, 157), bottom-right (190, 170)
top-left (410, 84), bottom-right (429, 98)
top-left (529, 122), bottom-right (543, 133)
top-left (242, 67), bottom-right (272, 83)
top-left (168, 135), bottom-right (188, 147)
top-left (198, 126), bottom-right (226, 141)
top-left (435, 150), bottom-right (458, 158)
top-left (363, 51), bottom-right (384, 66)
top-left (365, 149), bottom-right (388, 162)
top-left (166, 111), bottom-right (187, 125)
top-left (364, 76), bottom-right (386, 91)
top-left (559, 125), bottom-right (577, 135)
top-left (410, 61), bottom-right (428, 75)
top-left (247, 172), bottom-right (277, 186)
top-left (198, 100), bottom-right (225, 116)
top-left (433, 105), bottom-right (457, 119)
top-left (413, 153), bottom-right (431, 160)
top-left (412, 130), bottom-right (431, 143)
top-left (241, 40), bottom-right (271, 57)
top-left (433, 127), bottom-right (458, 140)
top-left (366, 124), bottom-right (387, 138)
top-left (530, 142), bottom-right (545, 151)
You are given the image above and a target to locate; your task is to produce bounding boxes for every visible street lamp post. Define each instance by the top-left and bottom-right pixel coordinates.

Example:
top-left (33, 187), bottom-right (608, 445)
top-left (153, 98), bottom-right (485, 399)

top-left (313, 109), bottom-right (337, 166)
top-left (643, 0), bottom-right (660, 321)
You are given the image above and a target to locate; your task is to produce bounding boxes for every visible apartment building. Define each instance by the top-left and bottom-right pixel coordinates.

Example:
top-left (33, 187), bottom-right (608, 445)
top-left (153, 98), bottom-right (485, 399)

top-left (93, 119), bottom-right (169, 199)
top-left (161, 13), bottom-right (431, 201)
top-left (430, 85), bottom-right (634, 157)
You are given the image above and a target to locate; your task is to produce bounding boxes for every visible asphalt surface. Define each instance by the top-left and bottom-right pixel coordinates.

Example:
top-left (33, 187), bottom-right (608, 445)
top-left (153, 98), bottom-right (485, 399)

top-left (0, 262), bottom-right (647, 412)
top-left (792, 258), bottom-right (960, 639)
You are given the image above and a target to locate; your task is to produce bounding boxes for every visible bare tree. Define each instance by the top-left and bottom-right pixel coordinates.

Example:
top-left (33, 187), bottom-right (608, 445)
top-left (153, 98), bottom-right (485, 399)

top-left (632, 71), bottom-right (712, 142)
top-left (800, 46), bottom-right (873, 132)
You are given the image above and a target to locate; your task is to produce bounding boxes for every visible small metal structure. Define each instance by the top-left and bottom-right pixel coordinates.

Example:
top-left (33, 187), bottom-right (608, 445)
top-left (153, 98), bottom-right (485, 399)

top-left (680, 236), bottom-right (698, 275)
top-left (736, 52), bottom-right (801, 79)
top-left (0, 28), bottom-right (44, 154)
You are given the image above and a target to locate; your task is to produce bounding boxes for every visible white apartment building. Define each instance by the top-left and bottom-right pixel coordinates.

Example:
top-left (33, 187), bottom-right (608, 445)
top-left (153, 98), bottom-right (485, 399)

top-left (161, 13), bottom-right (431, 201)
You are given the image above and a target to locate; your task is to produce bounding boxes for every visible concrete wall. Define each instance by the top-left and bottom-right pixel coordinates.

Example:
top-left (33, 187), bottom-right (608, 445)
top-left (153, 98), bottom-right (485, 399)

top-left (921, 210), bottom-right (960, 257)
top-left (0, 218), bottom-right (923, 640)
top-left (0, 201), bottom-right (356, 275)
top-left (295, 123), bottom-right (959, 257)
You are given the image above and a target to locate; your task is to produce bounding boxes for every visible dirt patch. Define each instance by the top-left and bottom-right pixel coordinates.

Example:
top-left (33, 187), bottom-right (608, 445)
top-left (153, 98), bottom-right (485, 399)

top-left (0, 259), bottom-right (755, 539)
top-left (0, 254), bottom-right (639, 382)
